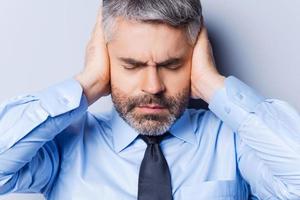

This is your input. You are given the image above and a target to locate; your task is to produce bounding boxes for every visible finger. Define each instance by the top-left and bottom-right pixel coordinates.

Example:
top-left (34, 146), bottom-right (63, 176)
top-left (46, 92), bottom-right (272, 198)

top-left (200, 15), bottom-right (204, 28)
top-left (194, 18), bottom-right (210, 47)
top-left (198, 20), bottom-right (208, 40)
top-left (90, 3), bottom-right (105, 42)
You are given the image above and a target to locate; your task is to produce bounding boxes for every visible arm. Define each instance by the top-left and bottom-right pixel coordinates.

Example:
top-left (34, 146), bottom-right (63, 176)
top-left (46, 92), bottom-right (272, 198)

top-left (209, 77), bottom-right (300, 199)
top-left (191, 20), bottom-right (300, 198)
top-left (0, 79), bottom-right (87, 195)
top-left (0, 4), bottom-right (110, 195)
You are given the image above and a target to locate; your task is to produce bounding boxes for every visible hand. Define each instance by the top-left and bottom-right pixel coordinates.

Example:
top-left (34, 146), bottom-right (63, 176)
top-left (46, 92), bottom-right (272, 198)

top-left (75, 5), bottom-right (110, 105)
top-left (191, 18), bottom-right (225, 103)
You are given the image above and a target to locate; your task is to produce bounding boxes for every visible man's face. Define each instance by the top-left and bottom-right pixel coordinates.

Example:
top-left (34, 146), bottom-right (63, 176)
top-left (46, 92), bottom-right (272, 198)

top-left (108, 18), bottom-right (193, 136)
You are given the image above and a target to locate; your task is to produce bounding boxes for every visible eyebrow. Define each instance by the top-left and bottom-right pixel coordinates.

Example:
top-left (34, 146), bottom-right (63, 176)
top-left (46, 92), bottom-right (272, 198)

top-left (157, 58), bottom-right (183, 67)
top-left (118, 57), bottom-right (148, 67)
top-left (118, 57), bottom-right (184, 67)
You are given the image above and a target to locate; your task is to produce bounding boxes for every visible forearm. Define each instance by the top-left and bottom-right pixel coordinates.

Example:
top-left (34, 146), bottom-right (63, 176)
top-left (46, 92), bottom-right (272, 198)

top-left (75, 71), bottom-right (109, 106)
top-left (237, 99), bottom-right (300, 199)
top-left (209, 76), bottom-right (300, 198)
top-left (192, 73), bottom-right (225, 103)
top-left (0, 79), bottom-right (87, 187)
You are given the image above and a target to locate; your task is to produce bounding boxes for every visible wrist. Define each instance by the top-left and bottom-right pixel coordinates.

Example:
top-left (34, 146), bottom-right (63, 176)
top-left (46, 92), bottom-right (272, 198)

top-left (74, 72), bottom-right (109, 105)
top-left (193, 74), bottom-right (225, 104)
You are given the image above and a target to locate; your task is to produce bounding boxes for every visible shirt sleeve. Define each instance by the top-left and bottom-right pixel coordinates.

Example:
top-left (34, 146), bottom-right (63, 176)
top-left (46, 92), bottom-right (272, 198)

top-left (0, 78), bottom-right (88, 195)
top-left (208, 76), bottom-right (300, 199)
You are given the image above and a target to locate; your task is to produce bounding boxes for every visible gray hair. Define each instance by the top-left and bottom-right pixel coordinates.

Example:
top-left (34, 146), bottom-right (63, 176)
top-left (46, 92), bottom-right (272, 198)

top-left (102, 0), bottom-right (202, 44)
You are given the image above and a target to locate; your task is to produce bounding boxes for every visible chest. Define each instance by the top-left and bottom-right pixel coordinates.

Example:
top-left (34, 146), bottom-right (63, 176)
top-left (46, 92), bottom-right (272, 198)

top-left (49, 134), bottom-right (248, 199)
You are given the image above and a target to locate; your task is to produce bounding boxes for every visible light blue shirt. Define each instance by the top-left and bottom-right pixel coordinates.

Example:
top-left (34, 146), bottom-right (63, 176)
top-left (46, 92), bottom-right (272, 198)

top-left (0, 76), bottom-right (300, 200)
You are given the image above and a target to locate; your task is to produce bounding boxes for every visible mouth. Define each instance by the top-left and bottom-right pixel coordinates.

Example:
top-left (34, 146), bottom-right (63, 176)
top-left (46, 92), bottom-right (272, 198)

top-left (136, 104), bottom-right (168, 114)
top-left (139, 104), bottom-right (165, 109)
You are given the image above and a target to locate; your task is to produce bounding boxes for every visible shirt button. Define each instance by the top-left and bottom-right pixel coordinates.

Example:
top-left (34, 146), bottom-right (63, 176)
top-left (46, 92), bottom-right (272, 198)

top-left (237, 93), bottom-right (244, 100)
top-left (224, 106), bottom-right (231, 114)
top-left (60, 97), bottom-right (70, 105)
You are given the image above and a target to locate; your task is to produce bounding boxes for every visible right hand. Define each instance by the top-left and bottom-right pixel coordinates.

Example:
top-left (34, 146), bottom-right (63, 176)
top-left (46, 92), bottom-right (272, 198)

top-left (75, 5), bottom-right (110, 105)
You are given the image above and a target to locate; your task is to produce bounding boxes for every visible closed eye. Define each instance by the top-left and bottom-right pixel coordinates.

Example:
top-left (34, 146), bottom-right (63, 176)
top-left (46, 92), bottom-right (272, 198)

top-left (119, 57), bottom-right (184, 70)
top-left (122, 64), bottom-right (139, 69)
top-left (161, 64), bottom-right (182, 70)
top-left (119, 57), bottom-right (148, 70)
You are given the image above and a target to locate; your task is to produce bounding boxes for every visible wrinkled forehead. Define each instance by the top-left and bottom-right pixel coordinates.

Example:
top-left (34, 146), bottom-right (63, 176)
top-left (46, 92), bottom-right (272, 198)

top-left (107, 18), bottom-right (192, 61)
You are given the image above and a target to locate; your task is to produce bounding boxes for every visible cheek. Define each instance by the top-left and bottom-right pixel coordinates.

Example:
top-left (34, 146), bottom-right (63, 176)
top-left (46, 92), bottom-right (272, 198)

top-left (162, 65), bottom-right (191, 93)
top-left (110, 63), bottom-right (140, 93)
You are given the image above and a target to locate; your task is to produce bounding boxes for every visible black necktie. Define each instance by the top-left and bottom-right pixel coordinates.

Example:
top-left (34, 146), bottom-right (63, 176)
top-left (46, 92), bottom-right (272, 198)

top-left (138, 132), bottom-right (173, 200)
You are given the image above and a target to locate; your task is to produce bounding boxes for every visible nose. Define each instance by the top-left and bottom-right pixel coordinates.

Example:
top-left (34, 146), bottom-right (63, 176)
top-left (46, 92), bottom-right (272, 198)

top-left (141, 66), bottom-right (165, 95)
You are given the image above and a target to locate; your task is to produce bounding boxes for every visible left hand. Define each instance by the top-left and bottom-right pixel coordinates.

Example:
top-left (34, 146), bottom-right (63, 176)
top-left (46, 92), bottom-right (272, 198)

top-left (191, 18), bottom-right (225, 103)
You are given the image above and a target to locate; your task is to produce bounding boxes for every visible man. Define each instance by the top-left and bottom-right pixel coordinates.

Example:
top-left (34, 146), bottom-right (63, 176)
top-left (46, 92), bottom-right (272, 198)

top-left (0, 0), bottom-right (299, 199)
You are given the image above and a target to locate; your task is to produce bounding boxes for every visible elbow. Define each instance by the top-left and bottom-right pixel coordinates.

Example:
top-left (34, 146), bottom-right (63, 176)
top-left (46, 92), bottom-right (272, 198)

top-left (279, 185), bottom-right (300, 200)
top-left (267, 179), bottom-right (300, 200)
top-left (0, 172), bottom-right (18, 195)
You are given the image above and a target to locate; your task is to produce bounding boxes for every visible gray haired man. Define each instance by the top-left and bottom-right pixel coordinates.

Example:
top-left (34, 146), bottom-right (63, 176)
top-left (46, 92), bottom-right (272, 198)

top-left (0, 0), bottom-right (300, 199)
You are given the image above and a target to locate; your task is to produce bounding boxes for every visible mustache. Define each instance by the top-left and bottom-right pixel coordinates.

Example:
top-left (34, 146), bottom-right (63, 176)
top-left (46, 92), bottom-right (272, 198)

top-left (126, 94), bottom-right (174, 112)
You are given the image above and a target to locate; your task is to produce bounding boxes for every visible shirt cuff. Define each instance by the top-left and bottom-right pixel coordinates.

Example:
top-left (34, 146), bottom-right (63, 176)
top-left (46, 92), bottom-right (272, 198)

top-left (208, 76), bottom-right (266, 132)
top-left (35, 78), bottom-right (88, 117)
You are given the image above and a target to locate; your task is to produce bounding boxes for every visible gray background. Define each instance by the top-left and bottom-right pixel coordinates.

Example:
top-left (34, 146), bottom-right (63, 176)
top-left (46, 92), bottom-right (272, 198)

top-left (0, 0), bottom-right (299, 199)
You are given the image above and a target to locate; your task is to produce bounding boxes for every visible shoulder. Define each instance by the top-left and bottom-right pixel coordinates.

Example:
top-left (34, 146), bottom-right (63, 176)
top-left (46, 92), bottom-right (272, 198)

top-left (187, 108), bottom-right (234, 140)
top-left (187, 108), bottom-right (222, 130)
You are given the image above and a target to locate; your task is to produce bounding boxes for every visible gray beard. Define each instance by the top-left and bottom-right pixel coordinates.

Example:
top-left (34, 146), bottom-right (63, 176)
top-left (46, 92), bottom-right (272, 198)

top-left (123, 109), bottom-right (177, 136)
top-left (111, 85), bottom-right (190, 136)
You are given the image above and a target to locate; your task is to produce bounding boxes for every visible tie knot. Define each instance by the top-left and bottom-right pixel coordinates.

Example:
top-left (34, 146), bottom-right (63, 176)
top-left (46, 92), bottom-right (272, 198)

top-left (140, 132), bottom-right (169, 145)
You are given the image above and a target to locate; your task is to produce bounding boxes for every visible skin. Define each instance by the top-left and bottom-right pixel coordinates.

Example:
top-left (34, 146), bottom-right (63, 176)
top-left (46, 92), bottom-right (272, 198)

top-left (107, 19), bottom-right (193, 135)
top-left (108, 18), bottom-right (192, 100)
top-left (75, 6), bottom-right (225, 110)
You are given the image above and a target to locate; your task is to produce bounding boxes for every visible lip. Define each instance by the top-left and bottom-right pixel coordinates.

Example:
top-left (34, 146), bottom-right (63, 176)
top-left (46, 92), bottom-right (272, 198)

top-left (138, 104), bottom-right (166, 109)
top-left (136, 104), bottom-right (167, 113)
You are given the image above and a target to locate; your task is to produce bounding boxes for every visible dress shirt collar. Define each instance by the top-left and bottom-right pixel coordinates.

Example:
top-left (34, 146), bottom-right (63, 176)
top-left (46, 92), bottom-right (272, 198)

top-left (110, 108), bottom-right (196, 153)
